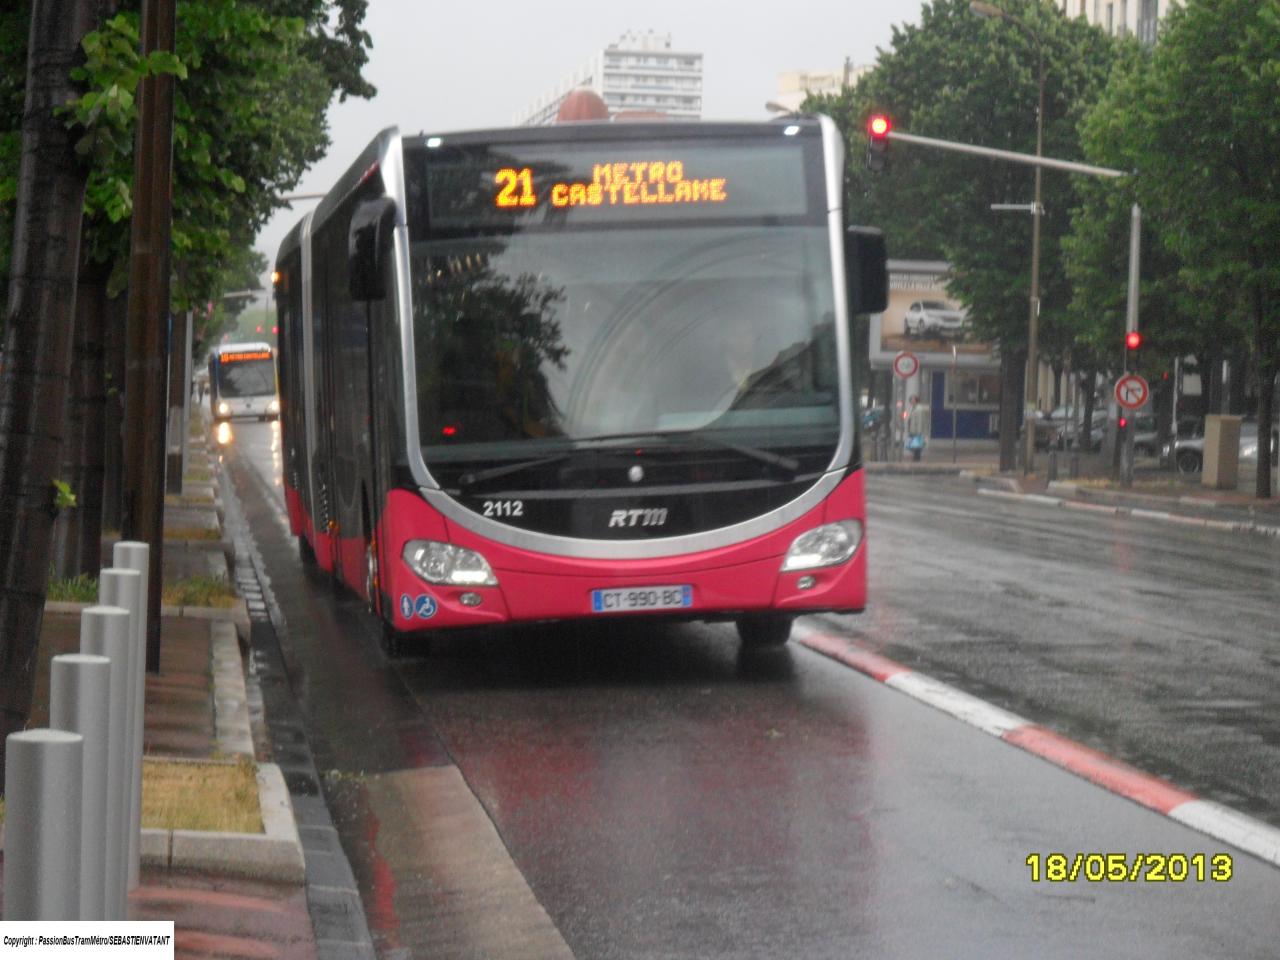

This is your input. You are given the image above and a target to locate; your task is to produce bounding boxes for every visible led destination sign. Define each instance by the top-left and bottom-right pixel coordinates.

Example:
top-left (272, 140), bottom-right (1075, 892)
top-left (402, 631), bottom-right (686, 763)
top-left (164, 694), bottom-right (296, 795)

top-left (413, 135), bottom-right (816, 233)
top-left (495, 161), bottom-right (728, 211)
top-left (220, 350), bottom-right (272, 363)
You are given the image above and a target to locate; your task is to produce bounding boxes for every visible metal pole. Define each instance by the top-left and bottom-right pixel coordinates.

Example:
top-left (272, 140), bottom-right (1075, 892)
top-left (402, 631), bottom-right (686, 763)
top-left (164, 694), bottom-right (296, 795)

top-left (887, 130), bottom-right (1125, 178)
top-left (951, 345), bottom-right (958, 463)
top-left (97, 565), bottom-right (143, 894)
top-left (121, 0), bottom-right (176, 679)
top-left (1126, 204), bottom-right (1141, 334)
top-left (50, 653), bottom-right (112, 920)
top-left (78, 604), bottom-right (133, 920)
top-left (3, 729), bottom-right (84, 920)
top-left (1121, 204), bottom-right (1141, 488)
top-left (112, 540), bottom-right (151, 890)
top-left (1023, 47), bottom-right (1045, 476)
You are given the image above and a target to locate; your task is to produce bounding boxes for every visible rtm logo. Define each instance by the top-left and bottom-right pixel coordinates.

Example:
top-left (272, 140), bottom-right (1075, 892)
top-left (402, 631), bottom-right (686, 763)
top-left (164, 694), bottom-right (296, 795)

top-left (608, 508), bottom-right (669, 528)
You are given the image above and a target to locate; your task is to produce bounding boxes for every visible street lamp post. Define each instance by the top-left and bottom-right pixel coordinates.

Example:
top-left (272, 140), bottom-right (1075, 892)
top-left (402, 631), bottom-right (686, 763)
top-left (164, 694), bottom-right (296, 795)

top-left (971, 1), bottom-right (1045, 475)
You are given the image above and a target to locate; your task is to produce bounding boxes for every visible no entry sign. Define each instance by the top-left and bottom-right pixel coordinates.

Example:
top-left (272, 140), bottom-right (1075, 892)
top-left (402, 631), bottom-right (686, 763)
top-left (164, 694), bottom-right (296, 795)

top-left (1114, 373), bottom-right (1149, 410)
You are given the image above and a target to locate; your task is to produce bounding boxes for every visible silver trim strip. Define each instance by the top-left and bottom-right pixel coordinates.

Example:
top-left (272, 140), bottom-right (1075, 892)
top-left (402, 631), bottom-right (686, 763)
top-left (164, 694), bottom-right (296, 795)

top-left (420, 468), bottom-right (845, 560)
top-left (819, 114), bottom-right (855, 474)
top-left (299, 210), bottom-right (318, 530)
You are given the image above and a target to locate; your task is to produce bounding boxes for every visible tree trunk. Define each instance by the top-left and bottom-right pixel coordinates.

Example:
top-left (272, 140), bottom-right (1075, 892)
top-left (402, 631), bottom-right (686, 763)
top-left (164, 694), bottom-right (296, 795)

top-left (1256, 363), bottom-right (1275, 500)
top-left (998, 349), bottom-right (1022, 472)
top-left (0, 0), bottom-right (107, 789)
top-left (101, 291), bottom-right (126, 534)
top-left (1227, 348), bottom-right (1248, 415)
top-left (1081, 371), bottom-right (1097, 452)
top-left (1203, 351), bottom-right (1223, 415)
top-left (59, 259), bottom-right (109, 576)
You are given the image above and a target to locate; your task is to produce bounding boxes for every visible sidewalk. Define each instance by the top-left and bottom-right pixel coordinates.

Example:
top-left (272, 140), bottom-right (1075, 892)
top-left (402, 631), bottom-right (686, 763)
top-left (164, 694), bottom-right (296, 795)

top-left (867, 438), bottom-right (1280, 529)
top-left (0, 419), bottom-right (323, 958)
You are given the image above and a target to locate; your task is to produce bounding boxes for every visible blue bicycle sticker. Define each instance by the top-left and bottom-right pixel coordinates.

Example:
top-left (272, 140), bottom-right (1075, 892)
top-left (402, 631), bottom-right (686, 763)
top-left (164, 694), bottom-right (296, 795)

top-left (399, 593), bottom-right (414, 620)
top-left (414, 594), bottom-right (438, 620)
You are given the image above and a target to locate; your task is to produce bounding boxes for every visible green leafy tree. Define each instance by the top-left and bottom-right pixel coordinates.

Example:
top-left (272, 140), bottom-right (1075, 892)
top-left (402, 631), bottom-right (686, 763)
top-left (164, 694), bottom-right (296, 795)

top-left (809, 0), bottom-right (1125, 467)
top-left (0, 0), bottom-right (112, 791)
top-left (1072, 0), bottom-right (1278, 496)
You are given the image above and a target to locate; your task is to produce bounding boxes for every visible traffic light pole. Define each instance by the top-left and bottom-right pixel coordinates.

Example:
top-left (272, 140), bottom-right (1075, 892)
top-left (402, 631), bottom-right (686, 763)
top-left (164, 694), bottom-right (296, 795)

top-left (885, 129), bottom-right (1139, 482)
top-left (1121, 204), bottom-right (1141, 488)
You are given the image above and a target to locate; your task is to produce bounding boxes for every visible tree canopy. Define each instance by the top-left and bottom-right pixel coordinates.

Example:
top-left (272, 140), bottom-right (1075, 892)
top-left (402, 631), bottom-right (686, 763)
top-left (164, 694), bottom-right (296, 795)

top-left (1068, 0), bottom-right (1279, 493)
top-left (809, 0), bottom-right (1126, 363)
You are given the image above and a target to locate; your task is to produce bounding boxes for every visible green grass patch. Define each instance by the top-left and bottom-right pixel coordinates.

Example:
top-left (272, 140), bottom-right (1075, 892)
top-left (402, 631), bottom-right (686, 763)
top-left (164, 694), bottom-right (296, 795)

top-left (47, 573), bottom-right (99, 603)
top-left (162, 574), bottom-right (238, 608)
top-left (142, 756), bottom-right (262, 833)
top-left (164, 525), bottom-right (222, 541)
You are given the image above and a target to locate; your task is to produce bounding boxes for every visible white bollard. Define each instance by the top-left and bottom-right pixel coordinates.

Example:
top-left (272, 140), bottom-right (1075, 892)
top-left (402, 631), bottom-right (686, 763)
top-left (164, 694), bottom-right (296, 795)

top-left (113, 540), bottom-right (150, 892)
top-left (3, 729), bottom-right (84, 920)
top-left (78, 605), bottom-right (133, 921)
top-left (97, 566), bottom-right (143, 899)
top-left (50, 653), bottom-right (112, 920)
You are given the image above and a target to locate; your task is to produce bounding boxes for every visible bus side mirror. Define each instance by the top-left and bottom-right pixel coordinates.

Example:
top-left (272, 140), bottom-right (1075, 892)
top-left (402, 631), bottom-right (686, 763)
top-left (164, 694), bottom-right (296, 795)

top-left (845, 226), bottom-right (887, 315)
top-left (349, 197), bottom-right (398, 302)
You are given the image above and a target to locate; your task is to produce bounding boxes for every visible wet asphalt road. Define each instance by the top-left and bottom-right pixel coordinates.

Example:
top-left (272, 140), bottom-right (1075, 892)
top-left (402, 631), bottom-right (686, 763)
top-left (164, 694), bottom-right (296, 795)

top-left (222, 421), bottom-right (1280, 959)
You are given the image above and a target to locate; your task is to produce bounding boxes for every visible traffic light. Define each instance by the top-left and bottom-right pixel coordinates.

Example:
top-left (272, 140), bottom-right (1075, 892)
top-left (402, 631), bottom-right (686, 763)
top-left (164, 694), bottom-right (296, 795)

top-left (1124, 329), bottom-right (1141, 370)
top-left (867, 114), bottom-right (891, 172)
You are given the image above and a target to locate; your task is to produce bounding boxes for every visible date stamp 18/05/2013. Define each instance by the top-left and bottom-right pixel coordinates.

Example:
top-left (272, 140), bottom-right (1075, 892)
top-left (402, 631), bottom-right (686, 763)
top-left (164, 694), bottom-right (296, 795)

top-left (1026, 853), bottom-right (1232, 883)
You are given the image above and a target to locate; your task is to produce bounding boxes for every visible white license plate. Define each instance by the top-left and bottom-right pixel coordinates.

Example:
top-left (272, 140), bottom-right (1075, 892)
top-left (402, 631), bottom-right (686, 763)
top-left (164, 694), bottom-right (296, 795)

top-left (591, 585), bottom-right (692, 614)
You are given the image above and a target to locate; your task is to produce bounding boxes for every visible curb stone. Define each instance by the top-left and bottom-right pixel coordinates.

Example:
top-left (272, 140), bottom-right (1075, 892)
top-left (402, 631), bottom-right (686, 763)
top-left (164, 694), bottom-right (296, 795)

top-left (975, 486), bottom-right (1280, 538)
top-left (140, 762), bottom-right (306, 884)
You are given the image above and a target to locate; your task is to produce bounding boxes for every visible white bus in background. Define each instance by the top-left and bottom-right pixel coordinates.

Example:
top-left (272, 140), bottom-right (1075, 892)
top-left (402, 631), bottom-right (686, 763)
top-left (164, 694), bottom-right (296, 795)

top-left (208, 342), bottom-right (279, 421)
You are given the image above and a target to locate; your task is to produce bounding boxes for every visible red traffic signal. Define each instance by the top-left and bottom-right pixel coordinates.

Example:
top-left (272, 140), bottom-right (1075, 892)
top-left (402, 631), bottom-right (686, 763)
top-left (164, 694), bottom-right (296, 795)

top-left (1118, 415), bottom-right (1128, 429)
top-left (1125, 330), bottom-right (1142, 350)
top-left (866, 114), bottom-right (891, 171)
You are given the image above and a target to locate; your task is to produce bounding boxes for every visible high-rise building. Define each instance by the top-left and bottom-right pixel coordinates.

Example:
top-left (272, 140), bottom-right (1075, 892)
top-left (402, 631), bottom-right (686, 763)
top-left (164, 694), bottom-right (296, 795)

top-left (768, 62), bottom-right (872, 114)
top-left (515, 31), bottom-right (703, 126)
top-left (1059, 0), bottom-right (1174, 45)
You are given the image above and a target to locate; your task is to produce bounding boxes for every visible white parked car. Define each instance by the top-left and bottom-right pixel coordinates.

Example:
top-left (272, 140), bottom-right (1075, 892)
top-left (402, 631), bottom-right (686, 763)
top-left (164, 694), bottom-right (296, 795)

top-left (903, 300), bottom-right (967, 338)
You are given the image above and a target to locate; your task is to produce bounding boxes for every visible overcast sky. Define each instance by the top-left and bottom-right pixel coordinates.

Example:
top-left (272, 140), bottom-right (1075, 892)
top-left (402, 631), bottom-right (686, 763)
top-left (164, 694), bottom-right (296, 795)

top-left (251, 0), bottom-right (927, 285)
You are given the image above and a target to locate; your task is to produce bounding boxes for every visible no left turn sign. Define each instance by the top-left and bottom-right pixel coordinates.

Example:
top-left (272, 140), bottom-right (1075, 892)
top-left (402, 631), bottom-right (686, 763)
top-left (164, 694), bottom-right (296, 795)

top-left (1114, 373), bottom-right (1149, 410)
top-left (893, 351), bottom-right (920, 379)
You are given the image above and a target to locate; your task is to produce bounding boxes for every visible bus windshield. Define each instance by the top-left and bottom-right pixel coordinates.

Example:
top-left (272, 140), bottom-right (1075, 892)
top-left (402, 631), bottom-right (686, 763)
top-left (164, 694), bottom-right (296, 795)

top-left (217, 356), bottom-right (275, 398)
top-left (407, 133), bottom-right (839, 469)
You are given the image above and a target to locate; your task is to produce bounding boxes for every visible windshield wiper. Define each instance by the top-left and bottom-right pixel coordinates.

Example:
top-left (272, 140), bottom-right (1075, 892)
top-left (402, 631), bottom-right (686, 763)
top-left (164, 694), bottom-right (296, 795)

top-left (452, 430), bottom-right (805, 490)
top-left (577, 429), bottom-right (802, 479)
top-left (683, 432), bottom-right (802, 478)
top-left (455, 454), bottom-right (571, 489)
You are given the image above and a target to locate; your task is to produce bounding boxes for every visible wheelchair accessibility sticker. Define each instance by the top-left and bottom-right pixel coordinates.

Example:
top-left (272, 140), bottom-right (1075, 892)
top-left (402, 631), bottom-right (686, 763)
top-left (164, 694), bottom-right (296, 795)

top-left (401, 593), bottom-right (438, 620)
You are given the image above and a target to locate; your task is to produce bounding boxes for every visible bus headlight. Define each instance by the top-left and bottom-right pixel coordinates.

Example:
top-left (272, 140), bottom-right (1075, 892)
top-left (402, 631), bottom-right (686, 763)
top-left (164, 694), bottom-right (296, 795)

top-left (217, 401), bottom-right (230, 416)
top-left (403, 540), bottom-right (498, 586)
top-left (781, 520), bottom-right (862, 572)
top-left (268, 398), bottom-right (280, 414)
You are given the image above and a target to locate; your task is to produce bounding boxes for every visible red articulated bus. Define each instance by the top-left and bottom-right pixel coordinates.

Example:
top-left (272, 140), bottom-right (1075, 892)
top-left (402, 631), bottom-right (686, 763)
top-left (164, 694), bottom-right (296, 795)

top-left (273, 117), bottom-right (886, 652)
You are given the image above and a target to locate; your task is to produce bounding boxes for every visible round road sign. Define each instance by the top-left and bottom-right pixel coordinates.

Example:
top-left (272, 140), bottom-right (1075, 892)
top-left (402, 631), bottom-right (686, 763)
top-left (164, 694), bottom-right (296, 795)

top-left (893, 351), bottom-right (920, 379)
top-left (1114, 373), bottom-right (1149, 410)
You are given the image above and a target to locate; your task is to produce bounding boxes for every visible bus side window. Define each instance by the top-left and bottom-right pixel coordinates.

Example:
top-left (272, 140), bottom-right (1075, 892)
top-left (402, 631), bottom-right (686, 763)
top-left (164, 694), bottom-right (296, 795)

top-left (349, 197), bottom-right (397, 301)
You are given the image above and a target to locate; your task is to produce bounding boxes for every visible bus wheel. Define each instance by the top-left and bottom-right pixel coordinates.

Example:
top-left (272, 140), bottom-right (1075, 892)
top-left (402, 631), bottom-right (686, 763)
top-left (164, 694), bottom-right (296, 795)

top-left (735, 614), bottom-right (794, 648)
top-left (298, 535), bottom-right (315, 566)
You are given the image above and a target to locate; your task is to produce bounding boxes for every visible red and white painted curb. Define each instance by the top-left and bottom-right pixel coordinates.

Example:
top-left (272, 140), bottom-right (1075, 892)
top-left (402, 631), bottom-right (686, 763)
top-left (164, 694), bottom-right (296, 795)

top-left (794, 622), bottom-right (1280, 868)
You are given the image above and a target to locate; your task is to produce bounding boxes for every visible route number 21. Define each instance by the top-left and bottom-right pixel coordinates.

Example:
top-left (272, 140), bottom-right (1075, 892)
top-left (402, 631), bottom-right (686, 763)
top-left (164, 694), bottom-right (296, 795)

top-left (495, 168), bottom-right (537, 208)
